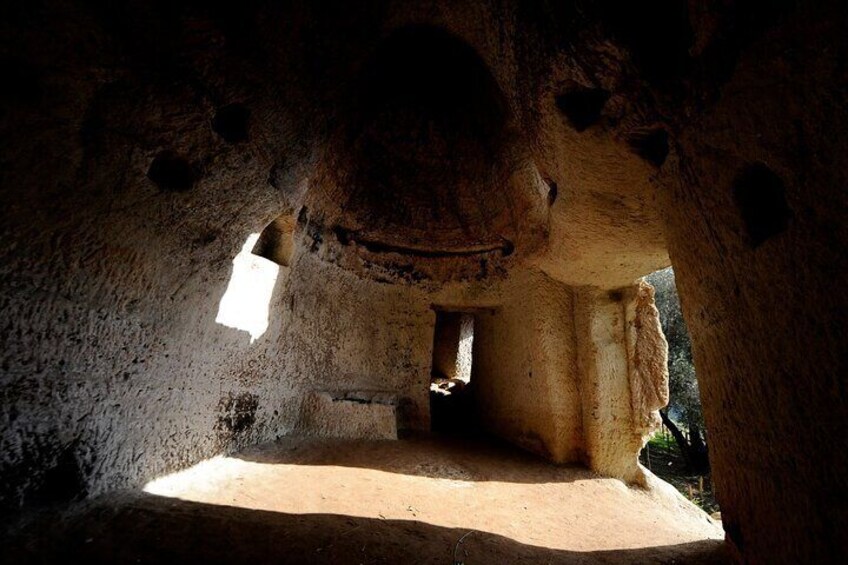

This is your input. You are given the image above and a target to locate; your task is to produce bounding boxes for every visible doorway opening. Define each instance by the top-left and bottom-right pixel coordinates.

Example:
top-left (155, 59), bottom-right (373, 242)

top-left (429, 310), bottom-right (476, 433)
top-left (641, 267), bottom-right (719, 517)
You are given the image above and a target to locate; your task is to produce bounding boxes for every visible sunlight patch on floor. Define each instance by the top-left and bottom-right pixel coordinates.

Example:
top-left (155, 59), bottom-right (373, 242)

top-left (143, 439), bottom-right (722, 553)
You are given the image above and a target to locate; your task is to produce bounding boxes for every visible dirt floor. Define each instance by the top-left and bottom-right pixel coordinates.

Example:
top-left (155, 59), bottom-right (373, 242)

top-left (3, 435), bottom-right (727, 564)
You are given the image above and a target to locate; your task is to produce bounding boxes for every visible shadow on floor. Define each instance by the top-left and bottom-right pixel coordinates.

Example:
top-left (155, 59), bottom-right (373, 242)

top-left (232, 433), bottom-right (590, 484)
top-left (3, 492), bottom-right (729, 564)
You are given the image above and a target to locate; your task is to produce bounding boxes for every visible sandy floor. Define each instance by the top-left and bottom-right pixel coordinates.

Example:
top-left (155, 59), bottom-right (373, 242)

top-left (4, 435), bottom-right (727, 564)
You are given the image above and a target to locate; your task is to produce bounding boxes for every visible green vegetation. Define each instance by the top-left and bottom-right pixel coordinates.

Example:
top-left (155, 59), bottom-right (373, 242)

top-left (642, 268), bottom-right (717, 514)
top-left (641, 431), bottom-right (719, 514)
top-left (645, 268), bottom-right (709, 473)
top-left (645, 432), bottom-right (675, 452)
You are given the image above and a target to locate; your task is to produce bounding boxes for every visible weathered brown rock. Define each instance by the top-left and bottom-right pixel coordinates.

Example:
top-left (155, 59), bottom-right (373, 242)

top-left (1, 1), bottom-right (846, 562)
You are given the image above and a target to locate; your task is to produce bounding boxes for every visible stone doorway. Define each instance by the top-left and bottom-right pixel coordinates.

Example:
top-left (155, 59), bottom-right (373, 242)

top-left (429, 310), bottom-right (476, 433)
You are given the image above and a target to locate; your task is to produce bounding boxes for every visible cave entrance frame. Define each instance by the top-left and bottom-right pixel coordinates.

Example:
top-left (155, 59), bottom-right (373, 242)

top-left (428, 306), bottom-right (493, 434)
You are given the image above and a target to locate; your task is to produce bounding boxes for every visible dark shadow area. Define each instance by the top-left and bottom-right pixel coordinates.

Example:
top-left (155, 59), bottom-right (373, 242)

top-left (555, 87), bottom-right (610, 132)
top-left (26, 445), bottom-right (87, 508)
top-left (212, 103), bottom-right (250, 143)
top-left (429, 311), bottom-right (478, 435)
top-left (234, 434), bottom-right (586, 484)
top-left (147, 150), bottom-right (196, 192)
top-left (627, 127), bottom-right (670, 167)
top-left (733, 162), bottom-right (792, 247)
top-left (310, 24), bottom-right (541, 259)
top-left (345, 24), bottom-right (511, 227)
top-left (595, 0), bottom-right (693, 84)
top-left (2, 491), bottom-right (729, 564)
top-left (429, 382), bottom-right (478, 434)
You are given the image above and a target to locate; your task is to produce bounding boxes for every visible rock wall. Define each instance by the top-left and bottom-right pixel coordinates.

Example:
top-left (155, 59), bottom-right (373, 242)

top-left (0, 0), bottom-right (312, 512)
top-left (3, 1), bottom-right (846, 562)
top-left (624, 281), bottom-right (670, 438)
top-left (297, 391), bottom-right (399, 440)
top-left (473, 271), bottom-right (583, 463)
top-left (0, 187), bottom-right (440, 511)
top-left (281, 249), bottom-right (435, 433)
top-left (0, 0), bottom-right (673, 512)
top-left (456, 315), bottom-right (475, 383)
top-left (574, 284), bottom-right (667, 484)
top-left (658, 3), bottom-right (848, 559)
top-left (431, 312), bottom-right (464, 381)
top-left (0, 150), bottom-right (295, 510)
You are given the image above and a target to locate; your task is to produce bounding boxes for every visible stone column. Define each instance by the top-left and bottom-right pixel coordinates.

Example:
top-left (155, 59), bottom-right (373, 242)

top-left (660, 6), bottom-right (848, 560)
top-left (575, 282), bottom-right (668, 485)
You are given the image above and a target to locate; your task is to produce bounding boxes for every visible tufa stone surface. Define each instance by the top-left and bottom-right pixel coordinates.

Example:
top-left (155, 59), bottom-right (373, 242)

top-left (1, 1), bottom-right (846, 562)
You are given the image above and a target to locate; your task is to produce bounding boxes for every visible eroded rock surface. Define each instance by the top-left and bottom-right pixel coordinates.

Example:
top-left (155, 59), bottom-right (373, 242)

top-left (2, 1), bottom-right (846, 562)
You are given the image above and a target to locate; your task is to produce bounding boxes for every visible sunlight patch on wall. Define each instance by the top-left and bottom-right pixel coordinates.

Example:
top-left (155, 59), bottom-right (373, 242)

top-left (456, 314), bottom-right (474, 383)
top-left (216, 233), bottom-right (279, 342)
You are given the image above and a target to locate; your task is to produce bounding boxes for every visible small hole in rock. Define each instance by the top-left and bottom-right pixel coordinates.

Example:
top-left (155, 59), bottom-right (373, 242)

top-left (332, 225), bottom-right (351, 245)
top-left (555, 88), bottom-right (610, 132)
top-left (545, 178), bottom-right (558, 206)
top-left (31, 447), bottom-right (86, 506)
top-left (212, 103), bottom-right (250, 143)
top-left (597, 0), bottom-right (693, 83)
top-left (733, 163), bottom-right (792, 247)
top-left (627, 128), bottom-right (669, 167)
top-left (147, 151), bottom-right (196, 192)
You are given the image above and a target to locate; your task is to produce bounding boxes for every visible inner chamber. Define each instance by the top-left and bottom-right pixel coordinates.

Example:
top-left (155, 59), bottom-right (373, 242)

top-left (304, 25), bottom-right (549, 280)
